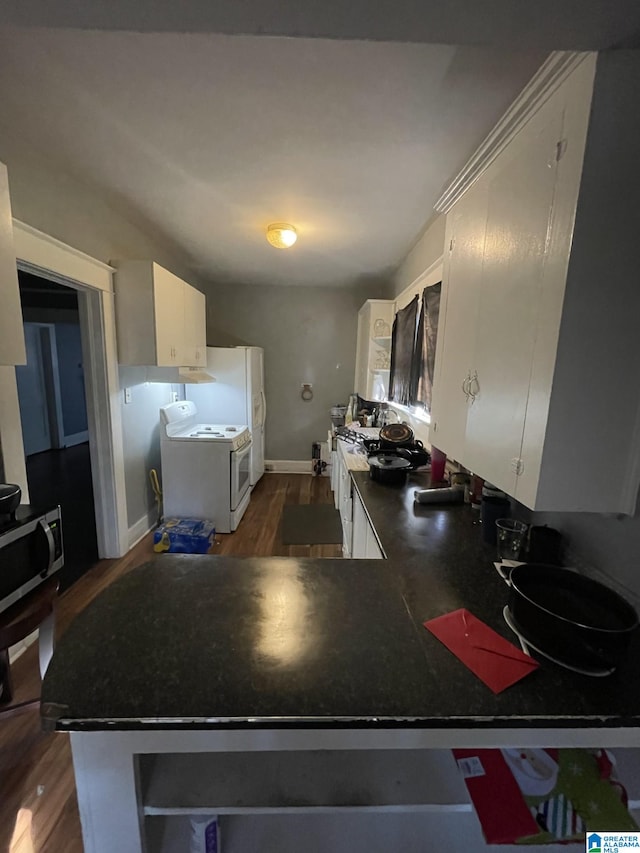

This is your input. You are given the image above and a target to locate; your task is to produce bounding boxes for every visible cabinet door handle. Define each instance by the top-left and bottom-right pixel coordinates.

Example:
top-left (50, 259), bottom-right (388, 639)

top-left (468, 371), bottom-right (480, 403)
top-left (462, 374), bottom-right (471, 399)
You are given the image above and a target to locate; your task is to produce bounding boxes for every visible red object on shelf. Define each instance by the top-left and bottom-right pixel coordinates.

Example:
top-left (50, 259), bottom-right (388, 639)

top-left (453, 749), bottom-right (540, 843)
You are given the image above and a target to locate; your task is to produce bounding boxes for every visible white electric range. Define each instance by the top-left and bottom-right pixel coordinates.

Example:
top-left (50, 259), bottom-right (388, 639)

top-left (159, 401), bottom-right (252, 533)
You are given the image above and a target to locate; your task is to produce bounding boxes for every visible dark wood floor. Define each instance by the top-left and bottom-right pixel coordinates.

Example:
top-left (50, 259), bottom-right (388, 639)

top-left (26, 443), bottom-right (99, 591)
top-left (0, 473), bottom-right (339, 852)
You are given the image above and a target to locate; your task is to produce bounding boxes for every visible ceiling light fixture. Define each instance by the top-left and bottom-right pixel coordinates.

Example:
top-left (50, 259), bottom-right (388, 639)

top-left (266, 223), bottom-right (297, 249)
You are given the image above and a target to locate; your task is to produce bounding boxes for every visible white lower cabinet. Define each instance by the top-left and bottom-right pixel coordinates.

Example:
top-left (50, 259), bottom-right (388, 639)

top-left (352, 490), bottom-right (384, 559)
top-left (337, 461), bottom-right (352, 557)
top-left (330, 443), bottom-right (383, 559)
top-left (330, 449), bottom-right (339, 506)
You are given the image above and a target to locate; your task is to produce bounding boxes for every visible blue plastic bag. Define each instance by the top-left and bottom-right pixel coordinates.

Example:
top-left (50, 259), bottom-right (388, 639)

top-left (153, 518), bottom-right (216, 554)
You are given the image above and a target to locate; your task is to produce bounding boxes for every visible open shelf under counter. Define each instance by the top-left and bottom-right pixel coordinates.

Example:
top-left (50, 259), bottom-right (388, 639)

top-left (140, 747), bottom-right (640, 853)
top-left (139, 749), bottom-right (471, 815)
top-left (145, 811), bottom-right (632, 853)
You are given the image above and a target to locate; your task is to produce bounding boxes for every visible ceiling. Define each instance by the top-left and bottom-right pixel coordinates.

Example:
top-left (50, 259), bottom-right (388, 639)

top-left (0, 29), bottom-right (553, 288)
top-left (4, 0), bottom-right (640, 50)
top-left (1, 6), bottom-right (638, 289)
top-left (0, 5), bottom-right (640, 286)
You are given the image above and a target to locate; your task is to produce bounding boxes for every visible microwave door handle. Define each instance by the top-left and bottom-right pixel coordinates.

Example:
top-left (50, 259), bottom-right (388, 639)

top-left (38, 518), bottom-right (56, 576)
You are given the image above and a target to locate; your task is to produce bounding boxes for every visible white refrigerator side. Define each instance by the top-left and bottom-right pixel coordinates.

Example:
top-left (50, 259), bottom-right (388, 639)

top-left (189, 347), bottom-right (248, 423)
top-left (188, 346), bottom-right (265, 486)
top-left (248, 346), bottom-right (265, 486)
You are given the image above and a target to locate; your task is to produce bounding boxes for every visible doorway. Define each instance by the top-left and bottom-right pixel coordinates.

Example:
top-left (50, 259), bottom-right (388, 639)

top-left (15, 271), bottom-right (99, 590)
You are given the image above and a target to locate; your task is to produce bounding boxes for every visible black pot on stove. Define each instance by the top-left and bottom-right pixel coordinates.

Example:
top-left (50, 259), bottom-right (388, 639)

top-left (368, 454), bottom-right (413, 485)
top-left (378, 423), bottom-right (415, 448)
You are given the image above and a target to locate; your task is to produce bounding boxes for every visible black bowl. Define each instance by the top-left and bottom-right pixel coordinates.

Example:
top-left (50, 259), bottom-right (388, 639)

top-left (0, 484), bottom-right (21, 518)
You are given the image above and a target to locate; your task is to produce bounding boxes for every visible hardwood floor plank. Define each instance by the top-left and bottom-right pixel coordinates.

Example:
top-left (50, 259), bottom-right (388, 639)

top-left (0, 474), bottom-right (341, 851)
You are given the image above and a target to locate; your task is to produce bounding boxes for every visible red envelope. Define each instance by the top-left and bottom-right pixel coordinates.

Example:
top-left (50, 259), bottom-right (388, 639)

top-left (424, 608), bottom-right (539, 694)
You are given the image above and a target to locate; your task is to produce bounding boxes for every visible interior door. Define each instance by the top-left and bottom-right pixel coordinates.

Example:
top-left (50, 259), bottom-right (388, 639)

top-left (15, 324), bottom-right (52, 455)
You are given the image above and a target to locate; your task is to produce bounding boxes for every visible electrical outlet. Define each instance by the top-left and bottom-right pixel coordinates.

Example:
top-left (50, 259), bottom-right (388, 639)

top-left (124, 387), bottom-right (132, 404)
top-left (171, 391), bottom-right (179, 403)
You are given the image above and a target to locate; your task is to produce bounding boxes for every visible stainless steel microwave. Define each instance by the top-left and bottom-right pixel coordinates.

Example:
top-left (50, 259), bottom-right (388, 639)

top-left (0, 505), bottom-right (64, 615)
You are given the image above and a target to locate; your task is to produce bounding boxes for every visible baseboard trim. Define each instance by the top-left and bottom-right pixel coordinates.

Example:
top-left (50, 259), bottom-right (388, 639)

top-left (64, 430), bottom-right (89, 448)
top-left (264, 460), bottom-right (313, 474)
top-left (128, 508), bottom-right (158, 549)
top-left (9, 628), bottom-right (39, 664)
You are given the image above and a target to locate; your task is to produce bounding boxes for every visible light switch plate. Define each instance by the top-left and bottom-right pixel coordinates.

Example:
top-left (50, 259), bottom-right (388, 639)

top-left (124, 387), bottom-right (132, 404)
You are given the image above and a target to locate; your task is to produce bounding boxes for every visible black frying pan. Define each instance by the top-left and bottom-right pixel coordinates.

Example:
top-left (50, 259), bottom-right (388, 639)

top-left (508, 564), bottom-right (639, 671)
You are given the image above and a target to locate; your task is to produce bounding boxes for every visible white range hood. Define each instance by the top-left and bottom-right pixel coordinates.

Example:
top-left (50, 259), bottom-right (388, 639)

top-left (145, 366), bottom-right (216, 384)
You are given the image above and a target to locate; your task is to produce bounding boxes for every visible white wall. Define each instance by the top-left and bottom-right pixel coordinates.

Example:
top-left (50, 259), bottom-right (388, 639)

top-left (0, 131), bottom-right (205, 288)
top-left (204, 281), bottom-right (389, 461)
top-left (392, 214), bottom-right (446, 299)
top-left (0, 132), bottom-right (208, 542)
top-left (118, 368), bottom-right (182, 537)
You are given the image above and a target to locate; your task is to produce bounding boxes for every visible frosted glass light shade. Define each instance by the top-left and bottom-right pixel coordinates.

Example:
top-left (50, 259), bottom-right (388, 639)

top-left (266, 223), bottom-right (297, 249)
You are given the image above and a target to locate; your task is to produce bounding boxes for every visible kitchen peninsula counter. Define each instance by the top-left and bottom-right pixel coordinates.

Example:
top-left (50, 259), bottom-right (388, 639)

top-left (42, 519), bottom-right (640, 733)
top-left (41, 472), bottom-right (640, 853)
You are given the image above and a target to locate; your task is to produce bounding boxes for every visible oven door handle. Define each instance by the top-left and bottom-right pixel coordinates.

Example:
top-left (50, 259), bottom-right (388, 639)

top-left (38, 518), bottom-right (56, 577)
top-left (237, 439), bottom-right (252, 459)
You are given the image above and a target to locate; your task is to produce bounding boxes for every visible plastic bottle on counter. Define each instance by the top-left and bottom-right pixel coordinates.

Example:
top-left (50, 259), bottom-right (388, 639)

top-left (345, 398), bottom-right (353, 426)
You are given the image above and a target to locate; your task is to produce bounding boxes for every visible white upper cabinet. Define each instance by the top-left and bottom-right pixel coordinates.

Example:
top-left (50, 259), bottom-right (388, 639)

top-left (463, 99), bottom-right (563, 497)
top-left (354, 300), bottom-right (395, 402)
top-left (430, 183), bottom-right (487, 462)
top-left (0, 162), bottom-right (25, 366)
top-left (182, 283), bottom-right (207, 367)
top-left (430, 51), bottom-right (640, 514)
top-left (114, 261), bottom-right (206, 368)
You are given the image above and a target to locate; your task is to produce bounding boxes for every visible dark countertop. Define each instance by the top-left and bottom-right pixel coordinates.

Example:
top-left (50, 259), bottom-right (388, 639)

top-left (41, 467), bottom-right (640, 732)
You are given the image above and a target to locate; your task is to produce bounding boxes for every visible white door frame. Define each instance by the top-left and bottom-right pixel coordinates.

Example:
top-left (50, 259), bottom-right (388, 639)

top-left (13, 220), bottom-right (128, 557)
top-left (19, 321), bottom-right (66, 450)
